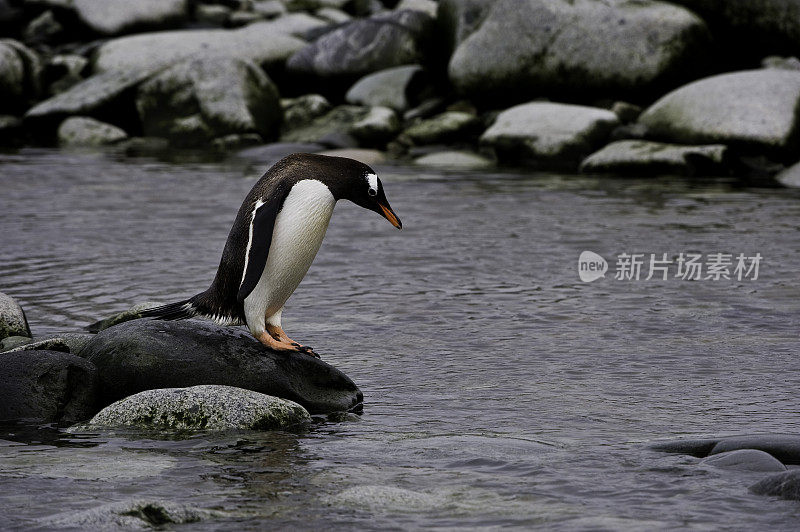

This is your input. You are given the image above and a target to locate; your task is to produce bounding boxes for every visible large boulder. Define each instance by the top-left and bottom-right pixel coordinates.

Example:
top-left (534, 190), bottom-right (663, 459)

top-left (58, 116), bottom-right (128, 146)
top-left (136, 57), bottom-right (281, 146)
top-left (39, 499), bottom-right (220, 530)
top-left (651, 434), bottom-right (800, 464)
top-left (480, 102), bottom-right (619, 167)
top-left (286, 10), bottom-right (434, 94)
top-left (670, 1), bottom-right (800, 59)
top-left (71, 0), bottom-right (188, 36)
top-left (0, 291), bottom-right (31, 340)
top-left (579, 140), bottom-right (729, 176)
top-left (448, 0), bottom-right (710, 102)
top-left (78, 319), bottom-right (363, 414)
top-left (92, 21), bottom-right (307, 75)
top-left (82, 385), bottom-right (311, 431)
top-left (0, 39), bottom-right (41, 113)
top-left (436, 0), bottom-right (495, 57)
top-left (639, 69), bottom-right (800, 158)
top-left (0, 350), bottom-right (98, 422)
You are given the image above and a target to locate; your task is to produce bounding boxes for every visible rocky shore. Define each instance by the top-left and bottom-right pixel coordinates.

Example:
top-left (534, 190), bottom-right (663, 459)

top-left (0, 291), bottom-right (362, 430)
top-left (1, 0), bottom-right (800, 179)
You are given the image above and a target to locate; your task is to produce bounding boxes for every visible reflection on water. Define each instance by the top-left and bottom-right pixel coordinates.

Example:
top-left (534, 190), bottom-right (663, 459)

top-left (2, 149), bottom-right (800, 529)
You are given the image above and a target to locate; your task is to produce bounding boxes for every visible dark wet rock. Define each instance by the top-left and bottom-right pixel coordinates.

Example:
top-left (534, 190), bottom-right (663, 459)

top-left (23, 10), bottom-right (63, 45)
top-left (44, 54), bottom-right (88, 95)
top-left (315, 6), bottom-right (351, 24)
top-left (701, 449), bottom-right (786, 472)
top-left (401, 111), bottom-right (481, 145)
top-left (86, 301), bottom-right (161, 333)
top-left (0, 292), bottom-right (31, 340)
top-left (25, 67), bottom-right (159, 133)
top-left (345, 65), bottom-right (429, 113)
top-left (750, 470), bottom-right (800, 501)
top-left (413, 150), bottom-right (494, 169)
top-left (78, 319), bottom-right (363, 414)
top-left (280, 104), bottom-right (368, 144)
top-left (92, 21), bottom-right (306, 74)
top-left (58, 116), bottom-right (128, 146)
top-left (80, 384), bottom-right (310, 431)
top-left (67, 0), bottom-right (188, 36)
top-left (117, 136), bottom-right (171, 157)
top-left (281, 94), bottom-right (332, 128)
top-left (611, 102), bottom-right (643, 124)
top-left (2, 332), bottom-right (93, 354)
top-left (317, 147), bottom-right (386, 165)
top-left (0, 114), bottom-right (22, 145)
top-left (670, 1), bottom-right (800, 59)
top-left (286, 10), bottom-right (434, 93)
top-left (350, 106), bottom-right (400, 145)
top-left (211, 133), bottom-right (263, 151)
top-left (480, 102), bottom-right (619, 167)
top-left (0, 350), bottom-right (98, 422)
top-left (236, 141), bottom-right (326, 165)
top-left (638, 69), bottom-right (800, 158)
top-left (0, 39), bottom-right (41, 112)
top-left (776, 162), bottom-right (800, 188)
top-left (448, 0), bottom-right (710, 102)
top-left (136, 57), bottom-right (280, 146)
top-left (652, 434), bottom-right (800, 464)
top-left (39, 499), bottom-right (222, 529)
top-left (437, 0), bottom-right (494, 57)
top-left (579, 140), bottom-right (729, 177)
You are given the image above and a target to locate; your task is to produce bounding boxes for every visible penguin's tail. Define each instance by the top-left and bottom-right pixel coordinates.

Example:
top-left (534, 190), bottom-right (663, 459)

top-left (138, 299), bottom-right (199, 321)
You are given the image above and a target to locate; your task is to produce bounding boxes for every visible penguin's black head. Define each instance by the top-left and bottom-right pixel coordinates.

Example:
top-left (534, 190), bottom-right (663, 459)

top-left (331, 157), bottom-right (402, 230)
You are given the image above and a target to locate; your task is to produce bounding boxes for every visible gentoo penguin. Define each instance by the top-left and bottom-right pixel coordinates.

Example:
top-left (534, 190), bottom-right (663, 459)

top-left (141, 153), bottom-right (401, 356)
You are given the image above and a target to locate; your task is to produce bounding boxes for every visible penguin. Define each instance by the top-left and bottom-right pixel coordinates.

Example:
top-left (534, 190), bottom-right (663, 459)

top-left (141, 153), bottom-right (402, 356)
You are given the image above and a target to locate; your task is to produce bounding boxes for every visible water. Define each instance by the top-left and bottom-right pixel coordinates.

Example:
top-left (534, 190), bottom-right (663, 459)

top-left (2, 148), bottom-right (800, 529)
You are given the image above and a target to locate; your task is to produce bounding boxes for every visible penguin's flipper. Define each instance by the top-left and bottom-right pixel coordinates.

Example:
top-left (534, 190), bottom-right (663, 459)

top-left (237, 189), bottom-right (288, 303)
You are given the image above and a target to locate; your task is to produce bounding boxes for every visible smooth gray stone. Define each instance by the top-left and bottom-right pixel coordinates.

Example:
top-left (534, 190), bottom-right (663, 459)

top-left (480, 102), bottom-right (619, 167)
top-left (136, 56), bottom-right (280, 146)
top-left (345, 65), bottom-right (426, 112)
top-left (776, 161), bottom-right (800, 188)
top-left (0, 350), bottom-right (98, 422)
top-left (72, 0), bottom-right (188, 36)
top-left (639, 69), bottom-right (800, 156)
top-left (701, 450), bottom-right (786, 472)
top-left (80, 384), bottom-right (311, 431)
top-left (579, 140), bottom-right (729, 176)
top-left (58, 116), bottom-right (128, 146)
top-left (78, 319), bottom-right (363, 414)
top-left (709, 435), bottom-right (800, 465)
top-left (436, 0), bottom-right (494, 55)
top-left (448, 0), bottom-right (710, 101)
top-left (0, 291), bottom-right (31, 340)
top-left (413, 150), bottom-right (494, 170)
top-left (349, 106), bottom-right (400, 145)
top-left (2, 332), bottom-right (94, 354)
top-left (750, 470), bottom-right (800, 501)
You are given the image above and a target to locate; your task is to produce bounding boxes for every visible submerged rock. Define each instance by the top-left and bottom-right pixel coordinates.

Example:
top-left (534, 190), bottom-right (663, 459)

top-left (0, 350), bottom-right (98, 422)
top-left (82, 384), bottom-right (310, 431)
top-left (448, 0), bottom-right (710, 101)
top-left (652, 434), bottom-right (800, 464)
top-left (58, 116), bottom-right (128, 146)
top-left (86, 301), bottom-right (161, 333)
top-left (639, 69), bottom-right (800, 157)
top-left (579, 140), bottom-right (729, 176)
top-left (750, 470), bottom-right (800, 501)
top-left (286, 10), bottom-right (434, 91)
top-left (39, 499), bottom-right (222, 529)
top-left (345, 65), bottom-right (428, 113)
top-left (78, 319), bottom-right (362, 414)
top-left (136, 57), bottom-right (281, 146)
top-left (0, 291), bottom-right (31, 340)
top-left (480, 102), bottom-right (619, 167)
top-left (701, 449), bottom-right (786, 472)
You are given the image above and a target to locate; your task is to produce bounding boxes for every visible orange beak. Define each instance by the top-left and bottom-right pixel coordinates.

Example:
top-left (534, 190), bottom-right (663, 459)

top-left (378, 202), bottom-right (402, 229)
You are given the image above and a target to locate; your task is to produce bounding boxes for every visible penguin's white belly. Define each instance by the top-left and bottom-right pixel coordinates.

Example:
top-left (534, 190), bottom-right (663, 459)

top-left (246, 179), bottom-right (336, 325)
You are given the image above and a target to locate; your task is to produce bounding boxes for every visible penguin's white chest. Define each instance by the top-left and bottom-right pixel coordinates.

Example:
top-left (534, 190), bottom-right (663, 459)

top-left (247, 179), bottom-right (336, 320)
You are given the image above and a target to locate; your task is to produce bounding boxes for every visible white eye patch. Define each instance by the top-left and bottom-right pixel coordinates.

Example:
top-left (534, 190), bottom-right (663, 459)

top-left (366, 173), bottom-right (379, 196)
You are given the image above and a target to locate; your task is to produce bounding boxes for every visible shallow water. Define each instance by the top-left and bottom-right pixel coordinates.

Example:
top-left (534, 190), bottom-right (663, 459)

top-left (2, 148), bottom-right (800, 529)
